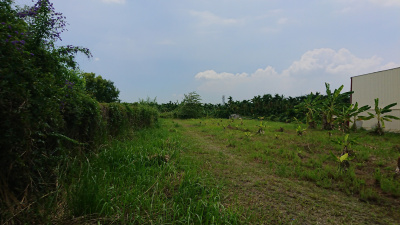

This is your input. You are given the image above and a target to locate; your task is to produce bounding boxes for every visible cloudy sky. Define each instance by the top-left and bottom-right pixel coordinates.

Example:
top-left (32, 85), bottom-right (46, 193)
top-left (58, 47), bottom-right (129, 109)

top-left (15, 0), bottom-right (400, 103)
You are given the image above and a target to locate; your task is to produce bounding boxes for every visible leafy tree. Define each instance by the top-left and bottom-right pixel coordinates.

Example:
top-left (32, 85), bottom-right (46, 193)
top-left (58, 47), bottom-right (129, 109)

top-left (83, 72), bottom-right (120, 103)
top-left (177, 91), bottom-right (202, 119)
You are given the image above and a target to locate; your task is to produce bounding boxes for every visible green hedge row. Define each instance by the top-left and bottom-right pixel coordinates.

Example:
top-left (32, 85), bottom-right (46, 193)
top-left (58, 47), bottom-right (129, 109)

top-left (0, 92), bottom-right (158, 219)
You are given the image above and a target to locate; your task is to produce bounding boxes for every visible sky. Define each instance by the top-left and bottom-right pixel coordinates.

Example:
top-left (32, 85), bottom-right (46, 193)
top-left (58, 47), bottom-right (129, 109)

top-left (14, 0), bottom-right (400, 104)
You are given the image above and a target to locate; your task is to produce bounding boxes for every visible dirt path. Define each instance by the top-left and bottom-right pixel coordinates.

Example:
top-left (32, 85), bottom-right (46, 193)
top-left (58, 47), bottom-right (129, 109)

top-left (177, 121), bottom-right (399, 224)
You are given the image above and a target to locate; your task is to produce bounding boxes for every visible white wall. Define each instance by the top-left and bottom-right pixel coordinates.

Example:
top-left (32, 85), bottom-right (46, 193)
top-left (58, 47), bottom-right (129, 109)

top-left (351, 67), bottom-right (400, 132)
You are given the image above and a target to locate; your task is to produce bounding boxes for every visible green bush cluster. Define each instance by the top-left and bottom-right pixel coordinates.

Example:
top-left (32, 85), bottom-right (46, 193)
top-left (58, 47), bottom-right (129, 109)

top-left (0, 1), bottom-right (158, 222)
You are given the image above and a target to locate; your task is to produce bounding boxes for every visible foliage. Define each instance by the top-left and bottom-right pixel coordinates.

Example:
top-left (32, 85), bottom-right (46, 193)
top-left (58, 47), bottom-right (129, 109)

top-left (362, 98), bottom-right (400, 135)
top-left (320, 83), bottom-right (353, 130)
top-left (330, 152), bottom-right (353, 172)
top-left (296, 125), bottom-right (307, 136)
top-left (0, 1), bottom-right (158, 223)
top-left (83, 72), bottom-right (120, 103)
top-left (331, 134), bottom-right (357, 172)
top-left (335, 102), bottom-right (371, 132)
top-left (295, 92), bottom-right (321, 129)
top-left (331, 134), bottom-right (358, 156)
top-left (256, 120), bottom-right (267, 134)
top-left (177, 91), bottom-right (203, 119)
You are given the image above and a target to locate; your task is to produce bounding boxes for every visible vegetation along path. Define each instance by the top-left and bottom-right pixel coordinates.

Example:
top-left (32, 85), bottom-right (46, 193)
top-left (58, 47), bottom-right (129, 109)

top-left (173, 118), bottom-right (400, 224)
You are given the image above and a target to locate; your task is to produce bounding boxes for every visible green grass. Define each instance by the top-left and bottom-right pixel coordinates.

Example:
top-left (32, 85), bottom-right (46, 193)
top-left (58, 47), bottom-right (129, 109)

top-left (61, 120), bottom-right (240, 224)
top-left (51, 117), bottom-right (400, 224)
top-left (173, 118), bottom-right (400, 224)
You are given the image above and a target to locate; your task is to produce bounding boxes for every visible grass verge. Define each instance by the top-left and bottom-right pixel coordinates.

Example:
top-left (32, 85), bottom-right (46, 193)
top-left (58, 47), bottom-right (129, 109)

top-left (59, 119), bottom-right (240, 224)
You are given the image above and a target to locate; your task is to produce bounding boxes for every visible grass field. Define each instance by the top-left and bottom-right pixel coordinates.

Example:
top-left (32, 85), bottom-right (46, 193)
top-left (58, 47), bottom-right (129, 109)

top-left (60, 120), bottom-right (240, 224)
top-left (60, 118), bottom-right (400, 224)
top-left (172, 118), bottom-right (400, 224)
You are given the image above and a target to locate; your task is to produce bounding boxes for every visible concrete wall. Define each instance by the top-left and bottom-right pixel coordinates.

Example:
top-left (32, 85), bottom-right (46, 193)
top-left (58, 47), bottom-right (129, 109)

top-left (351, 67), bottom-right (400, 132)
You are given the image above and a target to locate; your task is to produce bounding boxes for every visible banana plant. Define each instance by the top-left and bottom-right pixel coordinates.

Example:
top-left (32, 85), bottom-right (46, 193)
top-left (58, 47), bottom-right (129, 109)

top-left (331, 134), bottom-right (358, 156)
top-left (321, 83), bottom-right (353, 130)
top-left (330, 152), bottom-right (353, 172)
top-left (336, 102), bottom-right (371, 132)
top-left (296, 125), bottom-right (307, 136)
top-left (361, 98), bottom-right (400, 135)
top-left (330, 134), bottom-right (357, 172)
top-left (295, 93), bottom-right (321, 129)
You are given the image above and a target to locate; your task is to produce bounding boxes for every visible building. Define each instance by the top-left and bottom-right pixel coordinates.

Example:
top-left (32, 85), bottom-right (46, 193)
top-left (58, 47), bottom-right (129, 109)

top-left (350, 67), bottom-right (400, 132)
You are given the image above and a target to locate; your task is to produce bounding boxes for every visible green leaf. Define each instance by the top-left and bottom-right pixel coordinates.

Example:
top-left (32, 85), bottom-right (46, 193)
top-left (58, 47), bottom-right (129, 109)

top-left (339, 153), bottom-right (349, 162)
top-left (384, 115), bottom-right (400, 120)
top-left (325, 83), bottom-right (331, 96)
top-left (383, 102), bottom-right (397, 111)
top-left (330, 152), bottom-right (339, 161)
top-left (374, 98), bottom-right (379, 113)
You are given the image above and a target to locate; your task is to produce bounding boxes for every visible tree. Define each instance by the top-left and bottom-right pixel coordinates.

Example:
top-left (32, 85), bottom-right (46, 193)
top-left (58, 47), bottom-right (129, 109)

top-left (83, 72), bottom-right (120, 103)
top-left (177, 91), bottom-right (202, 119)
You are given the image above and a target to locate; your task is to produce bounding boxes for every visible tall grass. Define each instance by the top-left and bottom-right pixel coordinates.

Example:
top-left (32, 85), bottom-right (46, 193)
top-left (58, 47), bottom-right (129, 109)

top-left (63, 120), bottom-right (240, 224)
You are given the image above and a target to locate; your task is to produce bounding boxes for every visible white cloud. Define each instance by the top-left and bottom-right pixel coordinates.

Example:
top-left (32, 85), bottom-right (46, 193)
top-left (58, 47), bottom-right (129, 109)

top-left (195, 70), bottom-right (247, 80)
top-left (189, 10), bottom-right (243, 26)
top-left (195, 48), bottom-right (399, 102)
top-left (283, 48), bottom-right (384, 76)
top-left (101, 0), bottom-right (126, 4)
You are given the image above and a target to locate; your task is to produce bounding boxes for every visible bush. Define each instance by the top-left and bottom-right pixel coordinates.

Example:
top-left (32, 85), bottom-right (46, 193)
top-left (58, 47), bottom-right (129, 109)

top-left (0, 1), bottom-right (159, 223)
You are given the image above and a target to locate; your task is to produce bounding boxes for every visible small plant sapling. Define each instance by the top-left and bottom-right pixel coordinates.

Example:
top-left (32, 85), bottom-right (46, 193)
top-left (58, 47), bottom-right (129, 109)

top-left (332, 134), bottom-right (357, 156)
top-left (256, 121), bottom-right (266, 134)
top-left (331, 134), bottom-right (357, 172)
top-left (331, 152), bottom-right (353, 172)
top-left (244, 132), bottom-right (253, 138)
top-left (296, 125), bottom-right (307, 136)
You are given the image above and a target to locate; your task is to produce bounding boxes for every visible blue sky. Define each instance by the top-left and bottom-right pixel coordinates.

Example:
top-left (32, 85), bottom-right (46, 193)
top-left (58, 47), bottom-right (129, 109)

top-left (15, 0), bottom-right (400, 103)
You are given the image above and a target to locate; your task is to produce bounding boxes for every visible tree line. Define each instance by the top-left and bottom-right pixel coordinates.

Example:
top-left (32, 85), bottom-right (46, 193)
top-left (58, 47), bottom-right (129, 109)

top-left (155, 83), bottom-right (398, 134)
